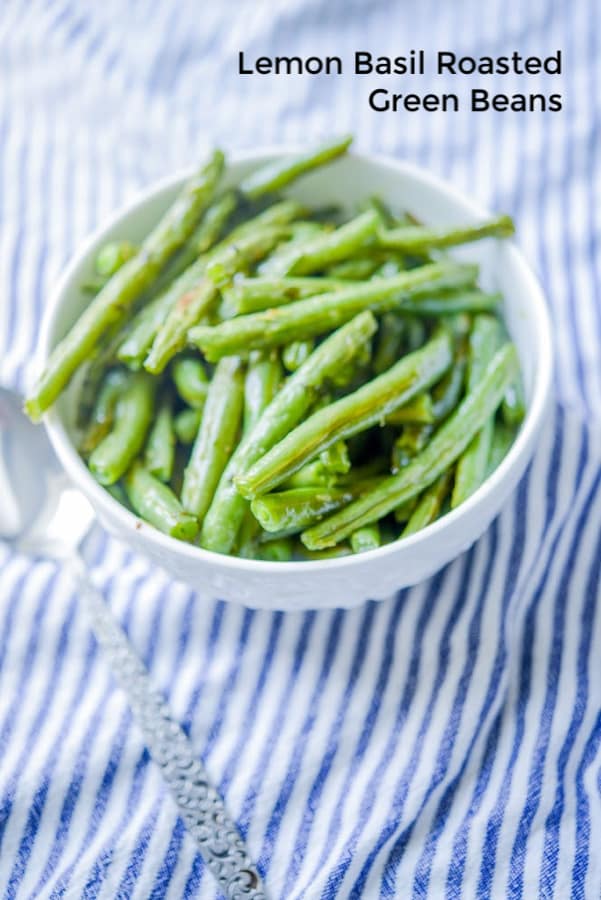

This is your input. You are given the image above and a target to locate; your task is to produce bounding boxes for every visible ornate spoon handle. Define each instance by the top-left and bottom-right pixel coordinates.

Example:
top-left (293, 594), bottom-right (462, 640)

top-left (74, 562), bottom-right (266, 899)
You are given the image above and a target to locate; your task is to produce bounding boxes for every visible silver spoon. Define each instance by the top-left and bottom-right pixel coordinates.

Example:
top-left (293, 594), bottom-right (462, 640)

top-left (0, 386), bottom-right (265, 900)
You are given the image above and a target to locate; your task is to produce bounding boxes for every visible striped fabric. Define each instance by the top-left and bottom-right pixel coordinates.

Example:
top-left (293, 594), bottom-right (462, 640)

top-left (0, 0), bottom-right (600, 897)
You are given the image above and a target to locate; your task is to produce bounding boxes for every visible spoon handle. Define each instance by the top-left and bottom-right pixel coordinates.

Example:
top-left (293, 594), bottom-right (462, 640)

top-left (72, 561), bottom-right (266, 899)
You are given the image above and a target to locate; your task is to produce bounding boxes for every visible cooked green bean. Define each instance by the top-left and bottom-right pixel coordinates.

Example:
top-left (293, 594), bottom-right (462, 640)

top-left (378, 214), bottom-right (514, 252)
top-left (301, 343), bottom-right (518, 548)
top-left (282, 339), bottom-right (315, 372)
top-left (350, 523), bottom-right (381, 553)
top-left (95, 240), bottom-right (137, 277)
top-left (487, 420), bottom-right (516, 476)
top-left (124, 462), bottom-right (198, 541)
top-left (386, 393), bottom-right (434, 426)
top-left (144, 280), bottom-right (217, 374)
top-left (320, 440), bottom-right (351, 476)
top-left (221, 276), bottom-right (350, 315)
top-left (431, 339), bottom-right (468, 420)
top-left (264, 209), bottom-right (380, 277)
top-left (233, 199), bottom-right (309, 234)
top-left (373, 313), bottom-right (405, 374)
top-left (117, 197), bottom-right (290, 368)
top-left (502, 376), bottom-right (526, 426)
top-left (283, 459), bottom-right (334, 489)
top-left (144, 395), bottom-right (175, 482)
top-left (391, 425), bottom-right (434, 471)
top-left (26, 151), bottom-right (224, 419)
top-left (189, 262), bottom-right (477, 361)
top-left (88, 371), bottom-right (155, 485)
top-left (79, 368), bottom-right (128, 455)
top-left (174, 406), bottom-right (202, 444)
top-left (258, 537), bottom-right (294, 561)
top-left (113, 192), bottom-right (236, 369)
top-left (243, 350), bottom-right (283, 434)
top-left (206, 226), bottom-right (289, 286)
top-left (199, 311), bottom-right (377, 553)
top-left (181, 357), bottom-right (245, 520)
top-left (240, 135), bottom-right (352, 199)
top-left (399, 291), bottom-right (501, 318)
top-left (402, 471), bottom-right (453, 536)
top-left (235, 329), bottom-right (452, 498)
top-left (452, 315), bottom-right (502, 507)
top-left (327, 257), bottom-right (382, 280)
top-left (172, 356), bottom-right (209, 409)
top-left (250, 485), bottom-right (361, 534)
top-left (235, 350), bottom-right (285, 556)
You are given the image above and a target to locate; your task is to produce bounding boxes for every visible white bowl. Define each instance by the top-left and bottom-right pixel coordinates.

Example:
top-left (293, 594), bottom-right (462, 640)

top-left (41, 148), bottom-right (553, 610)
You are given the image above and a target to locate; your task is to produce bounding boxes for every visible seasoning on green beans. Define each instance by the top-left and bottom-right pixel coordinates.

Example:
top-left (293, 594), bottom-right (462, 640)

top-left (26, 136), bottom-right (523, 559)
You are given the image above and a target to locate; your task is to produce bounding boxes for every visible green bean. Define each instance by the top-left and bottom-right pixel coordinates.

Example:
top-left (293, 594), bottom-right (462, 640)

top-left (399, 291), bottom-right (501, 318)
top-left (181, 357), bottom-right (245, 520)
top-left (231, 199), bottom-right (309, 234)
top-left (243, 350), bottom-right (283, 434)
top-left (172, 356), bottom-right (209, 409)
top-left (487, 420), bottom-right (516, 475)
top-left (77, 332), bottom-right (125, 424)
top-left (393, 497), bottom-right (417, 523)
top-left (116, 196), bottom-right (287, 368)
top-left (385, 394), bottom-right (434, 426)
top-left (265, 210), bottom-right (380, 277)
top-left (258, 537), bottom-right (294, 561)
top-left (235, 350), bottom-right (285, 555)
top-left (199, 311), bottom-right (377, 553)
top-left (283, 459), bottom-right (334, 489)
top-left (326, 257), bottom-right (382, 280)
top-left (373, 313), bottom-right (405, 374)
top-left (105, 481), bottom-right (131, 509)
top-left (282, 340), bottom-right (315, 372)
top-left (405, 317), bottom-right (426, 350)
top-left (298, 544), bottom-right (352, 560)
top-left (144, 395), bottom-right (175, 482)
top-left (206, 226), bottom-right (290, 286)
top-left (151, 190), bottom-right (239, 294)
top-left (80, 277), bottom-right (107, 295)
top-left (236, 512), bottom-right (262, 559)
top-left (301, 343), bottom-right (518, 549)
top-left (363, 196), bottom-right (396, 228)
top-left (250, 485), bottom-right (360, 534)
top-left (372, 258), bottom-right (406, 278)
top-left (79, 368), bottom-right (129, 455)
top-left (240, 135), bottom-right (352, 199)
top-left (95, 240), bottom-right (137, 277)
top-left (320, 440), bottom-right (351, 476)
top-left (144, 280), bottom-right (217, 374)
top-left (391, 425), bottom-right (434, 471)
top-left (235, 329), bottom-right (451, 498)
top-left (88, 371), bottom-right (155, 485)
top-left (26, 151), bottom-right (224, 419)
top-left (350, 523), bottom-right (381, 553)
top-left (174, 407), bottom-right (202, 445)
top-left (378, 214), bottom-right (514, 252)
top-left (402, 471), bottom-right (453, 536)
top-left (452, 315), bottom-right (502, 507)
top-left (96, 192), bottom-right (233, 373)
top-left (221, 276), bottom-right (350, 315)
top-left (502, 376), bottom-right (526, 426)
top-left (124, 462), bottom-right (198, 541)
top-left (189, 262), bottom-right (477, 361)
top-left (431, 339), bottom-right (468, 420)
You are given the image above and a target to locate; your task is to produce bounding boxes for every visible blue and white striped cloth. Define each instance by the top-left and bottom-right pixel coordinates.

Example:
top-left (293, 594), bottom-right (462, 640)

top-left (1, 1), bottom-right (600, 896)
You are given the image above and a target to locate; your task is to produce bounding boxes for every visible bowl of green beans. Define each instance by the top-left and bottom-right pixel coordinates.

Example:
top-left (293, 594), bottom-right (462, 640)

top-left (31, 137), bottom-right (552, 609)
